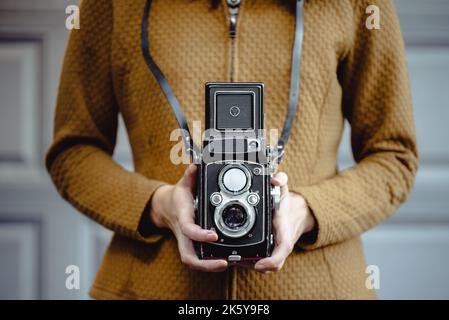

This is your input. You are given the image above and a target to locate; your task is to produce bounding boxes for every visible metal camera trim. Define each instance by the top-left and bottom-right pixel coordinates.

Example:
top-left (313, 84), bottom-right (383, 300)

top-left (218, 164), bottom-right (252, 195)
top-left (214, 199), bottom-right (256, 239)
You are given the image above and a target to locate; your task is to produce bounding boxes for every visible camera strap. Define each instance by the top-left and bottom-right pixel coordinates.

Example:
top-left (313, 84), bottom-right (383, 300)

top-left (276, 0), bottom-right (304, 163)
top-left (141, 0), bottom-right (304, 164)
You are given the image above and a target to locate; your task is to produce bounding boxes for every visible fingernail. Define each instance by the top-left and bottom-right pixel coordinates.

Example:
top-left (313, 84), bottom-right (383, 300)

top-left (206, 231), bottom-right (218, 240)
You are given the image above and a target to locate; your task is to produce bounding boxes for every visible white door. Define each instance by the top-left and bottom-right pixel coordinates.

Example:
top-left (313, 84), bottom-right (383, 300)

top-left (0, 0), bottom-right (115, 299)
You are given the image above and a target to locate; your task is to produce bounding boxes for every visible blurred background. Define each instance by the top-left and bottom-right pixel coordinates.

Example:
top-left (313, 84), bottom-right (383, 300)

top-left (0, 0), bottom-right (448, 299)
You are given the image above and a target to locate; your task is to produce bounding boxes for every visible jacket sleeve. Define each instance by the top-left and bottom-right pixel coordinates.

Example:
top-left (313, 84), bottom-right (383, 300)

top-left (293, 0), bottom-right (419, 249)
top-left (46, 0), bottom-right (166, 244)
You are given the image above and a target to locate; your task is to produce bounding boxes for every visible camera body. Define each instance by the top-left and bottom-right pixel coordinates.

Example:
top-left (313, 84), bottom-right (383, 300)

top-left (194, 83), bottom-right (278, 262)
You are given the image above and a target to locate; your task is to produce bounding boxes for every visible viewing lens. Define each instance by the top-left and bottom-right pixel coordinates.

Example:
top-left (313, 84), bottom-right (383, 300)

top-left (216, 93), bottom-right (254, 130)
top-left (222, 204), bottom-right (247, 230)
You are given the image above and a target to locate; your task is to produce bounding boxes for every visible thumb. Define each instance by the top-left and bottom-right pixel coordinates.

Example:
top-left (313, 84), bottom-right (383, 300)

top-left (179, 164), bottom-right (198, 190)
top-left (272, 171), bottom-right (289, 197)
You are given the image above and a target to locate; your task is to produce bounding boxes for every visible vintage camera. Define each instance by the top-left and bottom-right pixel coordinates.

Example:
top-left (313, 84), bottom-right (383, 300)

top-left (194, 83), bottom-right (279, 262)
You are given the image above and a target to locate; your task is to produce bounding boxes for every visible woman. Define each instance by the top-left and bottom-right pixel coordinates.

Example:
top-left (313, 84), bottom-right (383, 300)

top-left (46, 0), bottom-right (418, 299)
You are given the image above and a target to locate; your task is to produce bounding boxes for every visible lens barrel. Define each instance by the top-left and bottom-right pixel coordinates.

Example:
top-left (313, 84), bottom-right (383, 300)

top-left (222, 204), bottom-right (247, 229)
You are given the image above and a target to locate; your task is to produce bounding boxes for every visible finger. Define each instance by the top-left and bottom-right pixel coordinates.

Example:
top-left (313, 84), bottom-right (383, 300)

top-left (254, 219), bottom-right (292, 272)
top-left (178, 235), bottom-right (228, 272)
top-left (180, 164), bottom-right (198, 190)
top-left (180, 221), bottom-right (218, 242)
top-left (254, 240), bottom-right (290, 273)
top-left (271, 171), bottom-right (288, 187)
top-left (272, 172), bottom-right (289, 197)
top-left (178, 208), bottom-right (218, 242)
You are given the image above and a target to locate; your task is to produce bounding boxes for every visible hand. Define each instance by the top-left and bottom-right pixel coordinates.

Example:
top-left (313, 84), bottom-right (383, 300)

top-left (254, 172), bottom-right (315, 273)
top-left (150, 164), bottom-right (228, 272)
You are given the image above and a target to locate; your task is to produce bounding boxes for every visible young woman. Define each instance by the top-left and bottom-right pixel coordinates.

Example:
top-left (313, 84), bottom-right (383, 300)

top-left (47, 0), bottom-right (418, 299)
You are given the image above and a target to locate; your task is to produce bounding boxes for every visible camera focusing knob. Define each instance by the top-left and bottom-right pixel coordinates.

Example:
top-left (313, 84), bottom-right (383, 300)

top-left (271, 186), bottom-right (281, 212)
top-left (193, 197), bottom-right (198, 211)
top-left (248, 139), bottom-right (259, 152)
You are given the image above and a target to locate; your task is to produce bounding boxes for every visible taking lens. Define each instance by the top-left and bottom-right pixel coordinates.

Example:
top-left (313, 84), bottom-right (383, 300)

top-left (222, 204), bottom-right (247, 230)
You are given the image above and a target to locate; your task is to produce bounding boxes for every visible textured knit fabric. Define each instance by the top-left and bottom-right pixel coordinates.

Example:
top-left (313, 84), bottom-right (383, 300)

top-left (46, 0), bottom-right (418, 299)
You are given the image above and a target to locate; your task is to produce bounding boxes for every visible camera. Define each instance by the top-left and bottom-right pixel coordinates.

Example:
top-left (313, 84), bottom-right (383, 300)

top-left (194, 83), bottom-right (280, 262)
top-left (141, 0), bottom-right (303, 263)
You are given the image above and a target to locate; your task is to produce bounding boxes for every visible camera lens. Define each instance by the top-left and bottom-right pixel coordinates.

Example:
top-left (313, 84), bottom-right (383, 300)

top-left (222, 204), bottom-right (247, 230)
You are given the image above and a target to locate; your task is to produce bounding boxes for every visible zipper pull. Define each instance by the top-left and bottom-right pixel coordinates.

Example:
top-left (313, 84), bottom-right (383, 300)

top-left (227, 0), bottom-right (241, 38)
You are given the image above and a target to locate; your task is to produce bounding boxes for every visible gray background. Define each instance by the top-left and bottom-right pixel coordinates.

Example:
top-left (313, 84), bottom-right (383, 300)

top-left (0, 0), bottom-right (448, 299)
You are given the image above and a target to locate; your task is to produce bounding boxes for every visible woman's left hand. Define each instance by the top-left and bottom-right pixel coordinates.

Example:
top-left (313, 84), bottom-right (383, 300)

top-left (254, 172), bottom-right (316, 273)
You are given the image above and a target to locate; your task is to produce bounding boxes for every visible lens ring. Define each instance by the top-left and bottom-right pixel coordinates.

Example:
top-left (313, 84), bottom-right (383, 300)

top-left (218, 164), bottom-right (252, 195)
top-left (214, 200), bottom-right (256, 238)
top-left (222, 204), bottom-right (247, 229)
top-left (222, 168), bottom-right (247, 193)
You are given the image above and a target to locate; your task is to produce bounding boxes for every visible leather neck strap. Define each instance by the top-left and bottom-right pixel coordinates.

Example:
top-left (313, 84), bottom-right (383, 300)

top-left (141, 0), bottom-right (304, 164)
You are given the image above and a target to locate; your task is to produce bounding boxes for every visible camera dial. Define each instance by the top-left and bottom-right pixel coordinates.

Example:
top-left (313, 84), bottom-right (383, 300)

top-left (210, 192), bottom-right (223, 206)
top-left (247, 193), bottom-right (260, 206)
top-left (271, 185), bottom-right (281, 211)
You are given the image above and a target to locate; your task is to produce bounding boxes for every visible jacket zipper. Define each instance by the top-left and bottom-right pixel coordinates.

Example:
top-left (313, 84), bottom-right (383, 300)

top-left (225, 0), bottom-right (241, 298)
top-left (226, 0), bottom-right (241, 82)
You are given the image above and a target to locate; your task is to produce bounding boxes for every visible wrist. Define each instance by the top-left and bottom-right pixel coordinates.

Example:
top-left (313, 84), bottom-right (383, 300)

top-left (303, 205), bottom-right (316, 234)
top-left (290, 192), bottom-right (315, 234)
top-left (150, 184), bottom-right (173, 229)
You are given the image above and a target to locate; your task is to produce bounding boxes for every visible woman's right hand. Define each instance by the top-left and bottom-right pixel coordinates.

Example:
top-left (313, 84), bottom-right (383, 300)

top-left (150, 164), bottom-right (228, 272)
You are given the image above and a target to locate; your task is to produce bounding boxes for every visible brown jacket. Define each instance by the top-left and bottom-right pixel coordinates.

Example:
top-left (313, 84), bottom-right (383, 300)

top-left (46, 0), bottom-right (418, 299)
